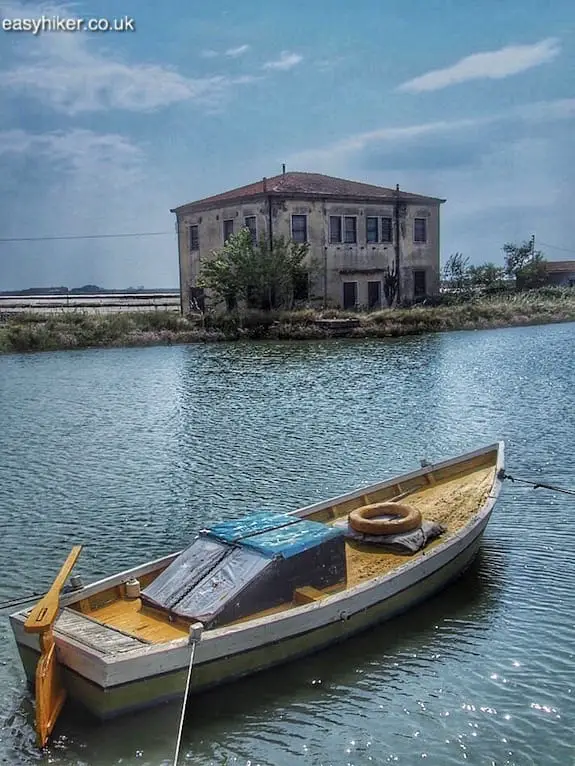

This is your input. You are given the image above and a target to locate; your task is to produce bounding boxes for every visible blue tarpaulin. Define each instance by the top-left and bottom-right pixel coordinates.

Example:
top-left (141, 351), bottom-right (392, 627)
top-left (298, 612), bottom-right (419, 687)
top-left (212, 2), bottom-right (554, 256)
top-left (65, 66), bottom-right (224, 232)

top-left (204, 511), bottom-right (300, 544)
top-left (241, 519), bottom-right (345, 559)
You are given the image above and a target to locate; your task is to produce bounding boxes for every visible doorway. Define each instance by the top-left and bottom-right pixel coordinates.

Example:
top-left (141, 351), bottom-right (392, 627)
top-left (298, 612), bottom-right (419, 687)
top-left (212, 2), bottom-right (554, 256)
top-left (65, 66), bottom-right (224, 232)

top-left (368, 280), bottom-right (381, 309)
top-left (343, 281), bottom-right (357, 309)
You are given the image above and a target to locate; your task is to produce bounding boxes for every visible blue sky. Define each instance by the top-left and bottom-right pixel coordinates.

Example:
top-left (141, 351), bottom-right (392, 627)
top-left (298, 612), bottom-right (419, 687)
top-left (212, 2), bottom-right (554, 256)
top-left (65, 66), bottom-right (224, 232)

top-left (0, 0), bottom-right (574, 289)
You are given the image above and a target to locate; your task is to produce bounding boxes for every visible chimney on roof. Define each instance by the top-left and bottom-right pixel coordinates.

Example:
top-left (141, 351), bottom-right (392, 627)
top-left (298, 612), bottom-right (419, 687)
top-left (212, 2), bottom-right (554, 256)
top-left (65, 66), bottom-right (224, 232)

top-left (263, 176), bottom-right (267, 192)
top-left (282, 163), bottom-right (286, 175)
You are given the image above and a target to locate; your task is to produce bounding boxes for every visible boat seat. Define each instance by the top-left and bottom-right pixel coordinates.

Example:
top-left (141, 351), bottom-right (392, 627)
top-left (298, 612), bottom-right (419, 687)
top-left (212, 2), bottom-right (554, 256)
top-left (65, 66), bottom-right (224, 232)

top-left (55, 608), bottom-right (150, 653)
top-left (293, 586), bottom-right (326, 604)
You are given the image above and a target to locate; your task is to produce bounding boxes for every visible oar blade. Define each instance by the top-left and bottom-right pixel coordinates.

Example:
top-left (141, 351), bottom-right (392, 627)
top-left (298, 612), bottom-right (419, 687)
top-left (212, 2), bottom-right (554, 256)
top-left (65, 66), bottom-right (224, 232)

top-left (34, 636), bottom-right (67, 748)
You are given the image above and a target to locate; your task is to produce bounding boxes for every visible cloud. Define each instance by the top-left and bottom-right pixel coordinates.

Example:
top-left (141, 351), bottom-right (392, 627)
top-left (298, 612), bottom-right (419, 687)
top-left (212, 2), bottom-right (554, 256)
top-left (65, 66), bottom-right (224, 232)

top-left (1, 1), bottom-right (257, 113)
top-left (0, 128), bottom-right (143, 178)
top-left (225, 44), bottom-right (250, 57)
top-left (287, 99), bottom-right (575, 171)
top-left (514, 97), bottom-right (575, 122)
top-left (361, 133), bottom-right (494, 173)
top-left (263, 51), bottom-right (303, 71)
top-left (201, 45), bottom-right (251, 59)
top-left (397, 38), bottom-right (561, 93)
top-left (0, 128), bottom-right (180, 289)
top-left (288, 118), bottom-right (484, 168)
top-left (286, 99), bottom-right (575, 270)
top-left (314, 57), bottom-right (346, 72)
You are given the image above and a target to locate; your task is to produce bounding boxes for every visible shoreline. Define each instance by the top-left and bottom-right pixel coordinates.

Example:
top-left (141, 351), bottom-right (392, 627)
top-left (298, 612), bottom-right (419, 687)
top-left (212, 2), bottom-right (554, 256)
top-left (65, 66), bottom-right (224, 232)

top-left (1, 290), bottom-right (574, 354)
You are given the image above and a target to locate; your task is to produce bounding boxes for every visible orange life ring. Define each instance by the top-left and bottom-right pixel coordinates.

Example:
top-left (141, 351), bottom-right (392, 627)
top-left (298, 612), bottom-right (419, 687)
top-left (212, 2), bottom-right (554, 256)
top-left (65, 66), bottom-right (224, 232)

top-left (348, 502), bottom-right (422, 536)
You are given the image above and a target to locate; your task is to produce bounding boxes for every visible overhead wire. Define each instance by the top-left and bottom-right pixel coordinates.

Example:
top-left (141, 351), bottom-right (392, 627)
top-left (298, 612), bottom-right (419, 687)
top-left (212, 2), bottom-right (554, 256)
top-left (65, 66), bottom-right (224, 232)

top-left (0, 231), bottom-right (174, 243)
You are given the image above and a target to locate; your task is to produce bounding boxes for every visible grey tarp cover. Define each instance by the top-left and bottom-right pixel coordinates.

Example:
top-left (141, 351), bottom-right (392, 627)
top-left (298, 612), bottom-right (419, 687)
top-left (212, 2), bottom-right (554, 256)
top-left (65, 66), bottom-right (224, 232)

top-left (141, 514), bottom-right (347, 627)
top-left (170, 546), bottom-right (271, 622)
top-left (141, 536), bottom-right (229, 611)
top-left (333, 518), bottom-right (445, 553)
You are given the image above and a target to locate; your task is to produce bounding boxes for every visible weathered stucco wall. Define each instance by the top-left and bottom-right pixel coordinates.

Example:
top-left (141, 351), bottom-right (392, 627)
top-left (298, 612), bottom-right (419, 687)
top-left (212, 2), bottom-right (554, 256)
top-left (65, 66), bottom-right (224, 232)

top-left (176, 196), bottom-right (441, 312)
top-left (177, 201), bottom-right (269, 311)
top-left (546, 271), bottom-right (575, 287)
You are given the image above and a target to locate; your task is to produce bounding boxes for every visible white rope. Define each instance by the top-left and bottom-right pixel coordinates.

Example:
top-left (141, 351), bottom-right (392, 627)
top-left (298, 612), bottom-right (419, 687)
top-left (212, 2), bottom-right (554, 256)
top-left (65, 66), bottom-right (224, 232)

top-left (173, 623), bottom-right (203, 766)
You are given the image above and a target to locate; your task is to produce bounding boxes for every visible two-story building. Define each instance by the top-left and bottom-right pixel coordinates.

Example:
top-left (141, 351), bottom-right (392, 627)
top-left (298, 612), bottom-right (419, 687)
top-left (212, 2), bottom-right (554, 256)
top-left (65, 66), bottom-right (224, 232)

top-left (170, 171), bottom-right (445, 313)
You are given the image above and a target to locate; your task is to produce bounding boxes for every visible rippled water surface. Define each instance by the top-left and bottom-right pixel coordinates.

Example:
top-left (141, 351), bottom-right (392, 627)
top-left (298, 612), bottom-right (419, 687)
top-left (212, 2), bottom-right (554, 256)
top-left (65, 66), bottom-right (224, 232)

top-left (0, 324), bottom-right (574, 766)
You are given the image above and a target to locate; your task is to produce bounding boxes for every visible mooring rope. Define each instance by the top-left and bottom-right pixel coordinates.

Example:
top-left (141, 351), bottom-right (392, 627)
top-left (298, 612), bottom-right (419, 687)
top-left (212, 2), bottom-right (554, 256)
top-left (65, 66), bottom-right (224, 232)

top-left (0, 591), bottom-right (47, 613)
top-left (499, 470), bottom-right (575, 496)
top-left (0, 582), bottom-right (83, 612)
top-left (173, 622), bottom-right (203, 766)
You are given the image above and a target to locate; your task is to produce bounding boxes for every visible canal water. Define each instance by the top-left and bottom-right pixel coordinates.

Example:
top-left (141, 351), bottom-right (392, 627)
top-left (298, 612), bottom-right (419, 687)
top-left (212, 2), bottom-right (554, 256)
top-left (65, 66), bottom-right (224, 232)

top-left (0, 323), bottom-right (573, 766)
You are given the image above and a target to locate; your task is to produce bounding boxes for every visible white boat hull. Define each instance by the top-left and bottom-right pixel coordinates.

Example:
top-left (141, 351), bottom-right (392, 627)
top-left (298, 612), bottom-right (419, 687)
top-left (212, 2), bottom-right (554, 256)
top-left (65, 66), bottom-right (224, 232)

top-left (10, 442), bottom-right (503, 720)
top-left (10, 514), bottom-right (490, 719)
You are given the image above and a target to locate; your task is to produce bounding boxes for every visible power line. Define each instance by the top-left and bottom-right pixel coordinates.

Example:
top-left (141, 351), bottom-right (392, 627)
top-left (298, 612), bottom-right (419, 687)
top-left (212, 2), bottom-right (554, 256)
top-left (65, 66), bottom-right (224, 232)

top-left (538, 241), bottom-right (575, 256)
top-left (1, 231), bottom-right (573, 255)
top-left (0, 231), bottom-right (174, 243)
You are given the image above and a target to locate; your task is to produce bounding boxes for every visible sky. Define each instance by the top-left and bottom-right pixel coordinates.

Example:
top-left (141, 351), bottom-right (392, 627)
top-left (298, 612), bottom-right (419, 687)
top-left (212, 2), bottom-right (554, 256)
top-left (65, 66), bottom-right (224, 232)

top-left (0, 0), bottom-right (574, 290)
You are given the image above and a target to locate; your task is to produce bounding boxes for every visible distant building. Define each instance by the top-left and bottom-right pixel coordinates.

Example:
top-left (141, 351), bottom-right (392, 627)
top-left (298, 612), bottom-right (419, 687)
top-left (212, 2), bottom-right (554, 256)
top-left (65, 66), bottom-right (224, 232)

top-left (545, 260), bottom-right (575, 287)
top-left (170, 171), bottom-right (445, 313)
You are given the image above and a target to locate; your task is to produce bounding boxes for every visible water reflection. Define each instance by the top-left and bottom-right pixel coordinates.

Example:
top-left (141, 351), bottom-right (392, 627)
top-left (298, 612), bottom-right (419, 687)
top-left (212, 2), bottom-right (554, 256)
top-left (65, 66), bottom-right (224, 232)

top-left (0, 323), bottom-right (574, 765)
top-left (4, 546), bottom-right (504, 766)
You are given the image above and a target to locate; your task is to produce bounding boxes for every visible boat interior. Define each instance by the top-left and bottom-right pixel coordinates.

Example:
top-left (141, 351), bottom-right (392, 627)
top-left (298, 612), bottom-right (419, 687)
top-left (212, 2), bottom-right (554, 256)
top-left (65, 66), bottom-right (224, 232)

top-left (61, 447), bottom-right (499, 645)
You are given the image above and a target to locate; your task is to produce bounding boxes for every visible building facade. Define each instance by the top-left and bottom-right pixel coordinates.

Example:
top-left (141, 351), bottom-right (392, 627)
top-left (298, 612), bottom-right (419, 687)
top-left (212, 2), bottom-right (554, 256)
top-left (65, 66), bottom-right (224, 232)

top-left (171, 172), bottom-right (445, 313)
top-left (545, 261), bottom-right (575, 287)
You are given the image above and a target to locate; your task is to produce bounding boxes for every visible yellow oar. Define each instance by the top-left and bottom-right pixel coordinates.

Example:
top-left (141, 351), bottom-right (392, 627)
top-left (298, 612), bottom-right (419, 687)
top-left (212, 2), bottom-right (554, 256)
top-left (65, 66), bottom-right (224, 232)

top-left (25, 546), bottom-right (82, 634)
top-left (24, 545), bottom-right (83, 748)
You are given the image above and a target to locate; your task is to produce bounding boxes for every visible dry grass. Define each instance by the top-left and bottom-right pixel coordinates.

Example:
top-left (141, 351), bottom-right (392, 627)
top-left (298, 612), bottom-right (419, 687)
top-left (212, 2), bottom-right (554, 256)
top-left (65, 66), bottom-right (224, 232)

top-left (1, 288), bottom-right (574, 353)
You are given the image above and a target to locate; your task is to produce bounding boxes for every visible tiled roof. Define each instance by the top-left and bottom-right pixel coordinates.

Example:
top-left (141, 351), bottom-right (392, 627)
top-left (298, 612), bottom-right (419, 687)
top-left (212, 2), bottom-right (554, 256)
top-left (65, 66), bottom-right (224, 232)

top-left (545, 260), bottom-right (575, 272)
top-left (171, 172), bottom-right (445, 212)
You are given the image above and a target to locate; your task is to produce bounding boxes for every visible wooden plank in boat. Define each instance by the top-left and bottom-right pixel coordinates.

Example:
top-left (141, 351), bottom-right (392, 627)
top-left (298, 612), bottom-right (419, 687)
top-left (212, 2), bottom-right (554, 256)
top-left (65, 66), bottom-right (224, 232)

top-left (55, 609), bottom-right (147, 655)
top-left (293, 586), bottom-right (326, 604)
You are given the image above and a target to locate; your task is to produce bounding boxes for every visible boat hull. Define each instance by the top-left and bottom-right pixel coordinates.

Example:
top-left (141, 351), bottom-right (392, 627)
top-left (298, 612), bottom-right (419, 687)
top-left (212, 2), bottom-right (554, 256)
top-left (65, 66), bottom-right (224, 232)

top-left (12, 520), bottom-right (487, 720)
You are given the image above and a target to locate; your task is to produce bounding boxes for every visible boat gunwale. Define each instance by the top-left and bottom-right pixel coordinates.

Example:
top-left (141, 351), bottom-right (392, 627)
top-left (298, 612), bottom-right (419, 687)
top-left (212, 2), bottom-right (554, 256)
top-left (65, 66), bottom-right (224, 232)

top-left (11, 442), bottom-right (504, 671)
top-left (289, 441), bottom-right (503, 521)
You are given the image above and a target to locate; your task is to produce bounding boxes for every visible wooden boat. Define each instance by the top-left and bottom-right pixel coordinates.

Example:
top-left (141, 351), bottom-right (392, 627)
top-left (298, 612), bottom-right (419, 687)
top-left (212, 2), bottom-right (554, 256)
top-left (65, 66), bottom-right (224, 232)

top-left (10, 442), bottom-right (504, 746)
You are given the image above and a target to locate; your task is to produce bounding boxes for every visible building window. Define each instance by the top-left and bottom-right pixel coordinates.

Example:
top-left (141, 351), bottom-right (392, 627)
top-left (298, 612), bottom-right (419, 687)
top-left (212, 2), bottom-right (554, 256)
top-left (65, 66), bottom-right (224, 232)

top-left (344, 216), bottom-right (357, 244)
top-left (188, 224), bottom-right (199, 252)
top-left (329, 216), bottom-right (342, 243)
top-left (413, 270), bottom-right (427, 298)
top-left (244, 216), bottom-right (257, 245)
top-left (291, 214), bottom-right (307, 243)
top-left (366, 217), bottom-right (379, 243)
top-left (342, 281), bottom-right (358, 309)
top-left (381, 217), bottom-right (393, 243)
top-left (414, 218), bottom-right (427, 243)
top-left (367, 216), bottom-right (392, 243)
top-left (223, 219), bottom-right (234, 243)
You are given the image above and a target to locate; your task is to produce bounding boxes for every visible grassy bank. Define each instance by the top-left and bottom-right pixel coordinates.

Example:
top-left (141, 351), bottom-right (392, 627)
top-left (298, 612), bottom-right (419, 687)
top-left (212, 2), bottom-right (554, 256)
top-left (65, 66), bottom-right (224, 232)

top-left (1, 289), bottom-right (574, 354)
